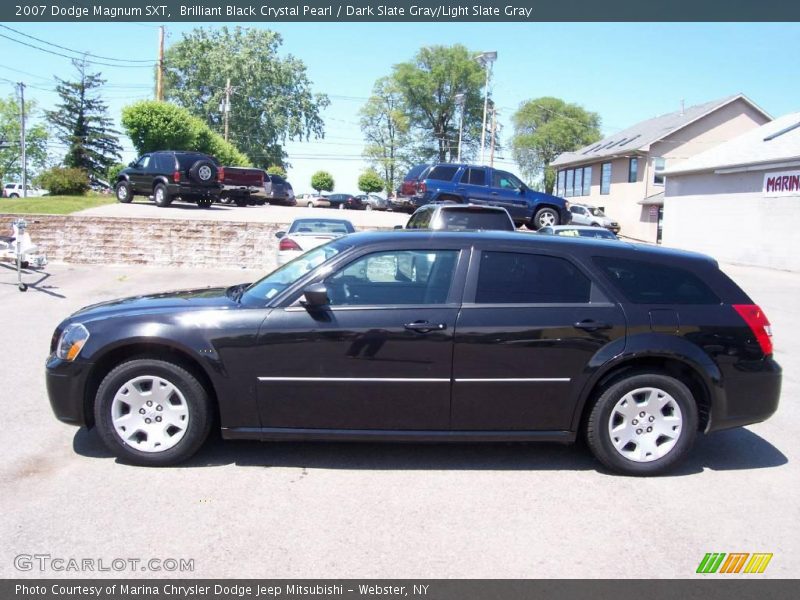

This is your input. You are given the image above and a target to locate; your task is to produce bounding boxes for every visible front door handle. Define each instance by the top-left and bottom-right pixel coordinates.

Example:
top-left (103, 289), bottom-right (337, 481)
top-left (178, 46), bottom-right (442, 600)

top-left (574, 319), bottom-right (612, 331)
top-left (404, 320), bottom-right (447, 333)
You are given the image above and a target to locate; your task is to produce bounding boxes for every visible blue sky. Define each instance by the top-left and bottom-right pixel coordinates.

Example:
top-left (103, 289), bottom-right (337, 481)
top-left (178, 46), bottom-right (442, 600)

top-left (1, 22), bottom-right (798, 192)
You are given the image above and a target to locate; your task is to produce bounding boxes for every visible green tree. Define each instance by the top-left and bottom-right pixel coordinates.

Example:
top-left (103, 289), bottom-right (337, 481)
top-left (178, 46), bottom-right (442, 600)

top-left (358, 169), bottom-right (384, 195)
top-left (511, 97), bottom-right (601, 193)
top-left (0, 95), bottom-right (48, 182)
top-left (266, 165), bottom-right (287, 179)
top-left (391, 45), bottom-right (486, 163)
top-left (310, 170), bottom-right (334, 193)
top-left (163, 26), bottom-right (329, 169)
top-left (360, 77), bottom-right (409, 192)
top-left (46, 59), bottom-right (122, 181)
top-left (121, 101), bottom-right (251, 166)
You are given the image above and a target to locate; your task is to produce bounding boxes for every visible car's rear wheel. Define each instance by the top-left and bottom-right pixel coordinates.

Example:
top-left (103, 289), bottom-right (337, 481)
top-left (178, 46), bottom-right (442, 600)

top-left (531, 207), bottom-right (559, 229)
top-left (9, 193), bottom-right (20, 199)
top-left (586, 373), bottom-right (698, 476)
top-left (115, 181), bottom-right (133, 203)
top-left (234, 197), bottom-right (248, 207)
top-left (94, 359), bottom-right (212, 466)
top-left (153, 183), bottom-right (172, 207)
top-left (365, 203), bottom-right (373, 211)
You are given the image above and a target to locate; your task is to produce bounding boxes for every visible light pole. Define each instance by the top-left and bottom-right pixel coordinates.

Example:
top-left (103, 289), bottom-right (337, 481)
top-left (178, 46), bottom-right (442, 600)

top-left (475, 51), bottom-right (497, 165)
top-left (454, 93), bottom-right (465, 162)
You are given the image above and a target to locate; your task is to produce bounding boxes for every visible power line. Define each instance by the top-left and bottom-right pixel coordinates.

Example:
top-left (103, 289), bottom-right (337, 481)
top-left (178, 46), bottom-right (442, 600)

top-left (0, 32), bottom-right (156, 69)
top-left (0, 24), bottom-right (156, 64)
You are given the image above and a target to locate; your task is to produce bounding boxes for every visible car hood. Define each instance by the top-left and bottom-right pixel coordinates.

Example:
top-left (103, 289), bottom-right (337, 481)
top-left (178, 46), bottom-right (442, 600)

top-left (70, 286), bottom-right (239, 321)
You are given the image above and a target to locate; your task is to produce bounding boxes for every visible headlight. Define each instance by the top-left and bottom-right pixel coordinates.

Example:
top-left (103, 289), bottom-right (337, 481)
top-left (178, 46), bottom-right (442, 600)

top-left (56, 323), bottom-right (90, 361)
top-left (564, 200), bottom-right (570, 210)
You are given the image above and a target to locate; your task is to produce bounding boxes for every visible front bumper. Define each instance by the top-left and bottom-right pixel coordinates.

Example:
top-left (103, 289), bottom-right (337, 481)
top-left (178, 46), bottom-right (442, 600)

top-left (46, 355), bottom-right (93, 427)
top-left (707, 357), bottom-right (782, 432)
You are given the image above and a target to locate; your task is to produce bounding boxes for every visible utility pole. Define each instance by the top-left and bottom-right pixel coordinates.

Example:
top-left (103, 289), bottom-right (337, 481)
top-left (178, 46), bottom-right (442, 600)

top-left (155, 25), bottom-right (165, 101)
top-left (18, 82), bottom-right (26, 198)
top-left (454, 93), bottom-right (465, 162)
top-left (489, 105), bottom-right (497, 168)
top-left (223, 78), bottom-right (232, 141)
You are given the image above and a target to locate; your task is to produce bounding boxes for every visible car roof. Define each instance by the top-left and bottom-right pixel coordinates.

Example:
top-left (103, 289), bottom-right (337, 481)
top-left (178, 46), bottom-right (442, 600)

top-left (422, 203), bottom-right (507, 212)
top-left (343, 230), bottom-right (717, 265)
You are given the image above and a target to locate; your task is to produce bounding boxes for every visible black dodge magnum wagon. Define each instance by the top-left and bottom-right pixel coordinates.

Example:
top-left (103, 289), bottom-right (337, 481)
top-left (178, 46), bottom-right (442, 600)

top-left (46, 231), bottom-right (781, 475)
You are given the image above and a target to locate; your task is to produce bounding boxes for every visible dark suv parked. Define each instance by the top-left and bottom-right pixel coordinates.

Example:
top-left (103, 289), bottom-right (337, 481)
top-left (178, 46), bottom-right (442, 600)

top-left (46, 231), bottom-right (780, 475)
top-left (115, 151), bottom-right (223, 208)
top-left (397, 163), bottom-right (571, 229)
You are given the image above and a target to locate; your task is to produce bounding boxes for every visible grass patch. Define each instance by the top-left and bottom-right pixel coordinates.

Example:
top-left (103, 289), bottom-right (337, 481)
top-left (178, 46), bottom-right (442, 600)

top-left (0, 194), bottom-right (116, 215)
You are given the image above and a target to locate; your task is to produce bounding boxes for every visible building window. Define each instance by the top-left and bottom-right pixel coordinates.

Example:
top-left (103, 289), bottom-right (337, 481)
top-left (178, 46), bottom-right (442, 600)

top-left (600, 162), bottom-right (612, 195)
top-left (565, 169), bottom-right (574, 197)
top-left (653, 157), bottom-right (666, 185)
top-left (556, 170), bottom-right (565, 196)
top-left (574, 167), bottom-right (583, 196)
top-left (582, 166), bottom-right (592, 195)
top-left (628, 158), bottom-right (638, 183)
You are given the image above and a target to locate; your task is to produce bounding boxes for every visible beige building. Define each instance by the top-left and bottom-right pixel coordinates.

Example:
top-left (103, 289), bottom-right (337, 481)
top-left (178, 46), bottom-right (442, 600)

top-left (550, 94), bottom-right (771, 242)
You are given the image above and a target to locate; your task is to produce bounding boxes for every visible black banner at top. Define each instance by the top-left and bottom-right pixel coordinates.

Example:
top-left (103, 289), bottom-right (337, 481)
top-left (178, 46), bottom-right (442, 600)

top-left (3, 0), bottom-right (800, 22)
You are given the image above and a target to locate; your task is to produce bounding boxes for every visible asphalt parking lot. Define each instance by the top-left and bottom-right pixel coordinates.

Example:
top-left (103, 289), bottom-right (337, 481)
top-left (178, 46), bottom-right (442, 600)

top-left (76, 199), bottom-right (410, 229)
top-left (0, 260), bottom-right (797, 578)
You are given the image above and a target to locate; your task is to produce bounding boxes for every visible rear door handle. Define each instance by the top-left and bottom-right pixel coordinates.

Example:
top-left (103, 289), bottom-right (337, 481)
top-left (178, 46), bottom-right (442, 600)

top-left (574, 319), bottom-right (612, 331)
top-left (404, 320), bottom-right (447, 333)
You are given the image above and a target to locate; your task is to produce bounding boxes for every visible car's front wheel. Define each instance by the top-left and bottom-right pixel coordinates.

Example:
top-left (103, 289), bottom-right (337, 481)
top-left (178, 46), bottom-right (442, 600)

top-left (531, 207), bottom-right (560, 229)
top-left (586, 373), bottom-right (698, 476)
top-left (94, 359), bottom-right (212, 466)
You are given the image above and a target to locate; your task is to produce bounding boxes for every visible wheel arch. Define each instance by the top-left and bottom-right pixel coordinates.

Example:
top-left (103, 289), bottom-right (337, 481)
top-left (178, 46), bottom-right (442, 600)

top-left (83, 341), bottom-right (220, 430)
top-left (152, 176), bottom-right (170, 191)
top-left (572, 354), bottom-right (716, 435)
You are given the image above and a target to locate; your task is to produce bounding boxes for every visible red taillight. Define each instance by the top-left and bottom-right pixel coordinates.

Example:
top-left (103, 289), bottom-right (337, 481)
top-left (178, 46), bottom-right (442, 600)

top-left (172, 170), bottom-right (180, 183)
top-left (279, 237), bottom-right (302, 251)
top-left (733, 304), bottom-right (773, 355)
top-left (217, 166), bottom-right (225, 182)
top-left (417, 181), bottom-right (427, 194)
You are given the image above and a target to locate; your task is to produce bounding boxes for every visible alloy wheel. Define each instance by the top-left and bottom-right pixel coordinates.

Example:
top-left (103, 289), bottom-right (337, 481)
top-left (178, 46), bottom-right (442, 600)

top-left (607, 387), bottom-right (683, 463)
top-left (111, 375), bottom-right (190, 453)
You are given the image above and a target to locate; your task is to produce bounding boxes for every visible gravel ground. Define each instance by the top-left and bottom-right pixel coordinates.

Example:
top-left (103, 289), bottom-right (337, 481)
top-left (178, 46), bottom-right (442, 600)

top-left (0, 261), bottom-right (796, 579)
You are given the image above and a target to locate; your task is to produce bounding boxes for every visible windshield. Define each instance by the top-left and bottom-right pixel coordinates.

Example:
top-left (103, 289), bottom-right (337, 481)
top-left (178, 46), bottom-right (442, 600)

top-left (589, 207), bottom-right (606, 217)
top-left (241, 240), bottom-right (349, 304)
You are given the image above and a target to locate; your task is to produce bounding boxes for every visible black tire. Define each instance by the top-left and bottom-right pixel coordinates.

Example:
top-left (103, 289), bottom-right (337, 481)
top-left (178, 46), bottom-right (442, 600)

top-left (188, 160), bottom-right (217, 185)
top-left (153, 183), bottom-right (172, 207)
top-left (94, 359), bottom-right (212, 467)
top-left (253, 198), bottom-right (266, 206)
top-left (197, 198), bottom-right (213, 209)
top-left (9, 193), bottom-right (19, 199)
top-left (531, 207), bottom-right (560, 230)
top-left (18, 282), bottom-right (27, 292)
top-left (586, 373), bottom-right (698, 476)
top-left (115, 180), bottom-right (133, 203)
top-left (234, 197), bottom-right (248, 208)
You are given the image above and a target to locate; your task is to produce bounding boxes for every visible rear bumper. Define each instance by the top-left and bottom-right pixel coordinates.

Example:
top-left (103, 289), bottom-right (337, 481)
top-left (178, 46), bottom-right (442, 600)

top-left (708, 358), bottom-right (782, 432)
top-left (46, 355), bottom-right (92, 427)
top-left (169, 183), bottom-right (221, 199)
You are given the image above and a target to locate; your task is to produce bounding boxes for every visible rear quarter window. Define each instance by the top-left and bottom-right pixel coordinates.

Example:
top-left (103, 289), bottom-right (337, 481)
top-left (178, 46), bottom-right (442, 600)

top-left (426, 165), bottom-right (459, 181)
top-left (593, 256), bottom-right (720, 304)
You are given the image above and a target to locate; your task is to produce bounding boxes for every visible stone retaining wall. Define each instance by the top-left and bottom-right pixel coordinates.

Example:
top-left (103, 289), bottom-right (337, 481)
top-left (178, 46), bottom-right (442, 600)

top-left (0, 214), bottom-right (385, 271)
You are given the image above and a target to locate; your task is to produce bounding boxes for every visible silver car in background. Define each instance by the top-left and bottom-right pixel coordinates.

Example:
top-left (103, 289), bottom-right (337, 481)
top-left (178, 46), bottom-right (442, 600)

top-left (356, 194), bottom-right (390, 211)
top-left (275, 218), bottom-right (355, 265)
top-left (568, 203), bottom-right (620, 233)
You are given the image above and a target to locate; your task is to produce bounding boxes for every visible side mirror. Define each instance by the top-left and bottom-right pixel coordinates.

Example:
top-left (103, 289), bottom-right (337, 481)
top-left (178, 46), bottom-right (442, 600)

top-left (393, 225), bottom-right (404, 230)
top-left (302, 283), bottom-right (329, 308)
top-left (128, 161), bottom-right (135, 168)
top-left (275, 231), bottom-right (286, 239)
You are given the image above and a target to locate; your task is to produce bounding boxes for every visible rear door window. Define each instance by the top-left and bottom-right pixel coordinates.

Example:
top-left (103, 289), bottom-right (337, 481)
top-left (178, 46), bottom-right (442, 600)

top-left (426, 165), bottom-right (459, 182)
top-left (475, 252), bottom-right (592, 304)
top-left (593, 256), bottom-right (720, 304)
top-left (154, 154), bottom-right (174, 172)
top-left (460, 168), bottom-right (487, 186)
top-left (436, 208), bottom-right (514, 231)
